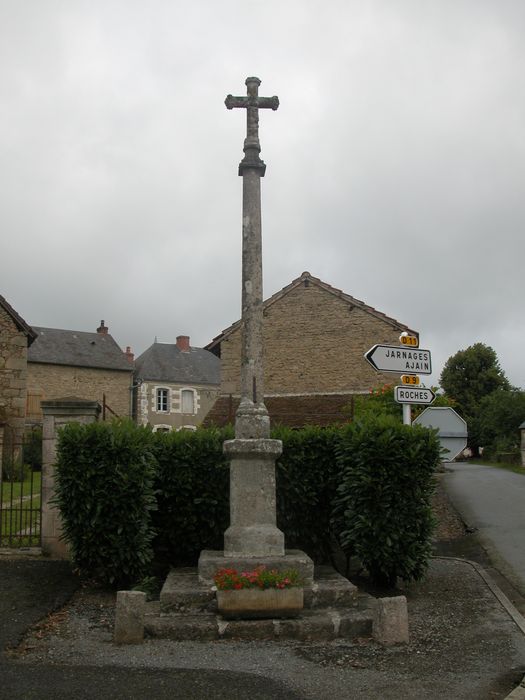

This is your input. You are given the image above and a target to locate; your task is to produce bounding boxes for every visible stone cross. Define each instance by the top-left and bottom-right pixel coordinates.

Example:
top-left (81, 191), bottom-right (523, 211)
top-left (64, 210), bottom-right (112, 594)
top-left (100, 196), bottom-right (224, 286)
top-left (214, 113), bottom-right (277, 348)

top-left (221, 77), bottom-right (284, 557)
top-left (224, 77), bottom-right (279, 440)
top-left (225, 77), bottom-right (279, 176)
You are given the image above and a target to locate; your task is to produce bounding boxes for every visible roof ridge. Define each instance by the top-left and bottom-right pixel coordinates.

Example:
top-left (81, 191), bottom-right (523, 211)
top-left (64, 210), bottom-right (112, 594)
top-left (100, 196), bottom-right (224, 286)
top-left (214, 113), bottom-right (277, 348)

top-left (205, 272), bottom-right (416, 349)
top-left (0, 294), bottom-right (37, 344)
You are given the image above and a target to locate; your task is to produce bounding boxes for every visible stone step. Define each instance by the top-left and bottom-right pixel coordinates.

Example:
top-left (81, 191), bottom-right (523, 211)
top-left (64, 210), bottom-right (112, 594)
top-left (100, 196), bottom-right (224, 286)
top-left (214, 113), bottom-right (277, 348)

top-left (160, 568), bottom-right (215, 614)
top-left (159, 565), bottom-right (360, 615)
top-left (306, 565), bottom-right (359, 608)
top-left (145, 607), bottom-right (374, 642)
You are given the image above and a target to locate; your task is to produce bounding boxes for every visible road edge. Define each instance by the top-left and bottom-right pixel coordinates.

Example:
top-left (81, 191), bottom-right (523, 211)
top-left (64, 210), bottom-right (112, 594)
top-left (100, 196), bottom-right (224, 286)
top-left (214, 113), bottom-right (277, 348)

top-left (433, 556), bottom-right (525, 699)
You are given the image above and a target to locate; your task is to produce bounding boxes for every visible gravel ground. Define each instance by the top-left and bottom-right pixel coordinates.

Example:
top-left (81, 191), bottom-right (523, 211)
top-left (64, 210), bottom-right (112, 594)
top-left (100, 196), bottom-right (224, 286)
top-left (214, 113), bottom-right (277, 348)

top-left (6, 476), bottom-right (525, 699)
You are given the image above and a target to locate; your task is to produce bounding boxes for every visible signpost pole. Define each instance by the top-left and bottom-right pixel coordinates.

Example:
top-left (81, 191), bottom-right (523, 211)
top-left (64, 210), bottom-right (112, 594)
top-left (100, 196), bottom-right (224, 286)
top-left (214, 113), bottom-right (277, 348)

top-left (402, 403), bottom-right (411, 426)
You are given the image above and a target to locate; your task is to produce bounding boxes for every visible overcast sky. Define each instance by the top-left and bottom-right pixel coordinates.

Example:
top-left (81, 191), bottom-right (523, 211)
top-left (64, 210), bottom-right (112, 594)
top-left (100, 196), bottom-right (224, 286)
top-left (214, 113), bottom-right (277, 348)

top-left (1, 1), bottom-right (524, 389)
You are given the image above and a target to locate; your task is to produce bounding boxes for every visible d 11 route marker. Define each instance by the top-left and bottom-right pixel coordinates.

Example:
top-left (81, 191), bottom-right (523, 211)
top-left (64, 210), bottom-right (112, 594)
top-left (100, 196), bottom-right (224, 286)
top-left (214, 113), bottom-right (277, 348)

top-left (395, 386), bottom-right (435, 405)
top-left (399, 333), bottom-right (419, 347)
top-left (364, 344), bottom-right (432, 375)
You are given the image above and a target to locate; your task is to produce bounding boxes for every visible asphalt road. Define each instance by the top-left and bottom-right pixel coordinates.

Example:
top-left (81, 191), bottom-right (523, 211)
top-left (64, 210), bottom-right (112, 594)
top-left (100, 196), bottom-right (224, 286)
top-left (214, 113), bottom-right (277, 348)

top-left (444, 462), bottom-right (525, 597)
top-left (0, 558), bottom-right (302, 700)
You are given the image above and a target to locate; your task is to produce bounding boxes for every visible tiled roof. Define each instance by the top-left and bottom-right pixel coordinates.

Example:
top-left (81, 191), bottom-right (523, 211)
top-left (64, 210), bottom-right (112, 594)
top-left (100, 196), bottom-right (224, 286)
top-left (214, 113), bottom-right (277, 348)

top-left (206, 271), bottom-right (417, 351)
top-left (28, 327), bottom-right (133, 371)
top-left (0, 294), bottom-right (37, 345)
top-left (134, 342), bottom-right (220, 386)
top-left (203, 393), bottom-right (355, 429)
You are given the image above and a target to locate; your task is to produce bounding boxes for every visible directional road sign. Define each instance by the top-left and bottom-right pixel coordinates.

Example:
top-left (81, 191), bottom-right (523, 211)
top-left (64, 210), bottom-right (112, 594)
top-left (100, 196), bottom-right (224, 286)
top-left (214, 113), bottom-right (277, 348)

top-left (413, 407), bottom-right (468, 461)
top-left (364, 344), bottom-right (432, 375)
top-left (395, 386), bottom-right (435, 405)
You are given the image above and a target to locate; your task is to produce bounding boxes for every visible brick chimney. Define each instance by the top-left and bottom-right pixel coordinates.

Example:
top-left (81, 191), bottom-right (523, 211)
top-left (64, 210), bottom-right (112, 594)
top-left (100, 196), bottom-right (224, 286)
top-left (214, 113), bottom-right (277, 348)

top-left (97, 320), bottom-right (108, 335)
top-left (124, 346), bottom-right (134, 363)
top-left (176, 335), bottom-right (190, 352)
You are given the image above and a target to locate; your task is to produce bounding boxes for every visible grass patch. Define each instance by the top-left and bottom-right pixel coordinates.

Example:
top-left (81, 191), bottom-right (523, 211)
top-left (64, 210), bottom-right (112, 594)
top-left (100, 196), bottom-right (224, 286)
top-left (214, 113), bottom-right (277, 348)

top-left (469, 458), bottom-right (525, 476)
top-left (1, 471), bottom-right (41, 503)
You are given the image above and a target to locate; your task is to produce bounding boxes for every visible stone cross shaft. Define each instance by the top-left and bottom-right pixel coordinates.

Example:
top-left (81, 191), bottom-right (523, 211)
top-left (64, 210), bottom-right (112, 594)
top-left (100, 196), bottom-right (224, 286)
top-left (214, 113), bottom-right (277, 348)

top-left (225, 77), bottom-right (279, 440)
top-left (221, 77), bottom-right (285, 558)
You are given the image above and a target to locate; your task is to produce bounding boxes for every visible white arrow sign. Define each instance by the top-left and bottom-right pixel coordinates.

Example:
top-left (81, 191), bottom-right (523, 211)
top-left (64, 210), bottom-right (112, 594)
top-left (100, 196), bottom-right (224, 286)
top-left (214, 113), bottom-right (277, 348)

top-left (394, 386), bottom-right (436, 405)
top-left (364, 344), bottom-right (432, 375)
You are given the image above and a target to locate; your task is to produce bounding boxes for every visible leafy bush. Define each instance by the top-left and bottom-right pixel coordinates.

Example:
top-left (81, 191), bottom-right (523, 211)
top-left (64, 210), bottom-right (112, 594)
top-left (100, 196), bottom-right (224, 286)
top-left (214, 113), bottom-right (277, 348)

top-left (1, 459), bottom-right (30, 482)
top-left (23, 427), bottom-right (43, 471)
top-left (353, 384), bottom-right (402, 421)
top-left (478, 389), bottom-right (525, 458)
top-left (54, 419), bottom-right (440, 588)
top-left (332, 416), bottom-right (440, 586)
top-left (151, 427), bottom-right (232, 567)
top-left (54, 420), bottom-right (157, 588)
top-left (482, 436), bottom-right (521, 464)
top-left (275, 425), bottom-right (340, 563)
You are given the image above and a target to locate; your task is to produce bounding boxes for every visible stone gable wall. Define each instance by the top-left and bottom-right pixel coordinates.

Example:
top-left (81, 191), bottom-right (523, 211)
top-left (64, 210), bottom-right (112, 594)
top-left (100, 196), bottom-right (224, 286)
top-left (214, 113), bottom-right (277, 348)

top-left (27, 363), bottom-right (132, 419)
top-left (220, 283), bottom-right (405, 395)
top-left (0, 306), bottom-right (29, 457)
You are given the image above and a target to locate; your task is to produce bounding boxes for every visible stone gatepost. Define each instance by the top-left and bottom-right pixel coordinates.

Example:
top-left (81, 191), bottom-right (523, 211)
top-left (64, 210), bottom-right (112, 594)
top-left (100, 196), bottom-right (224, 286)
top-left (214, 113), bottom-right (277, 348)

top-left (520, 421), bottom-right (525, 468)
top-left (41, 399), bottom-right (101, 558)
top-left (0, 422), bottom-right (4, 478)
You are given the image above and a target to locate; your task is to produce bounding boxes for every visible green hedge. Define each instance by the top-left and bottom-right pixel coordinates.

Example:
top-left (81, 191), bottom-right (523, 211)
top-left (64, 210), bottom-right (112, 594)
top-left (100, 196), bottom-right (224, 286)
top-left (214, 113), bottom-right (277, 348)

top-left (332, 416), bottom-right (440, 586)
top-left (55, 417), bottom-right (439, 588)
top-left (151, 427), bottom-right (232, 566)
top-left (275, 424), bottom-right (340, 563)
top-left (54, 421), bottom-right (157, 587)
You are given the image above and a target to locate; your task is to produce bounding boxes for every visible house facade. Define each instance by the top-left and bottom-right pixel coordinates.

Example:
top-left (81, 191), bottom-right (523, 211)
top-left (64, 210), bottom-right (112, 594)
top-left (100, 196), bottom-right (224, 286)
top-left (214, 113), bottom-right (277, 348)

top-left (0, 295), bottom-right (37, 464)
top-left (27, 321), bottom-right (134, 421)
top-left (134, 335), bottom-right (220, 431)
top-left (204, 271), bottom-right (418, 427)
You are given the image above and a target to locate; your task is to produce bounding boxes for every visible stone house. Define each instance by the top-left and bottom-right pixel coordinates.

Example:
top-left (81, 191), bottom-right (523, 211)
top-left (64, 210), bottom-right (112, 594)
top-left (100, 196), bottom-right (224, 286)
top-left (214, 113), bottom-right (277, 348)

top-left (27, 321), bottom-right (134, 421)
top-left (0, 295), bottom-right (37, 465)
top-left (134, 335), bottom-right (220, 431)
top-left (204, 271), bottom-right (418, 427)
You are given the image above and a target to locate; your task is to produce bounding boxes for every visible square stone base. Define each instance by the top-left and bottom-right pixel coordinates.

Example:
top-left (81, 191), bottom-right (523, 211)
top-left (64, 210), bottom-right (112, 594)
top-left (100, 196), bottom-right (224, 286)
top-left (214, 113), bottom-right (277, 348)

top-left (198, 549), bottom-right (314, 587)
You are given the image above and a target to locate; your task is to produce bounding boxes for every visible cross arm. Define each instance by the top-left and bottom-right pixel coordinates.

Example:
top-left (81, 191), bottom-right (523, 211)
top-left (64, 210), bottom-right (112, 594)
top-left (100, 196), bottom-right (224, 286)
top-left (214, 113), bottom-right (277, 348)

top-left (225, 95), bottom-right (279, 110)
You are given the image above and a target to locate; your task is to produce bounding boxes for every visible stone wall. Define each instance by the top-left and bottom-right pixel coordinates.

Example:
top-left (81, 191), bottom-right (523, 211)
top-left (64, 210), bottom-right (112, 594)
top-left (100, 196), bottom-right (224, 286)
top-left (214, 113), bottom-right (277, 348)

top-left (220, 282), bottom-right (404, 396)
top-left (28, 363), bottom-right (132, 418)
top-left (0, 305), bottom-right (28, 459)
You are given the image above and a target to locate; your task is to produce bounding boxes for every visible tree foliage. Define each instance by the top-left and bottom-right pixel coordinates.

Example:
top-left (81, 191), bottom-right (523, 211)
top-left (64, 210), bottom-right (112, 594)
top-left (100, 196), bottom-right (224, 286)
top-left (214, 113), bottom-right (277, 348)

top-left (440, 343), bottom-right (511, 454)
top-left (477, 389), bottom-right (525, 459)
top-left (440, 343), bottom-right (511, 415)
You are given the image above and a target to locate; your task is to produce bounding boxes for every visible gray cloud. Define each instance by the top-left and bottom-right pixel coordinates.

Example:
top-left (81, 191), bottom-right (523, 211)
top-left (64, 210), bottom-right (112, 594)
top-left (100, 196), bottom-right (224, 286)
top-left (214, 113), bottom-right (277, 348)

top-left (1, 0), bottom-right (524, 388)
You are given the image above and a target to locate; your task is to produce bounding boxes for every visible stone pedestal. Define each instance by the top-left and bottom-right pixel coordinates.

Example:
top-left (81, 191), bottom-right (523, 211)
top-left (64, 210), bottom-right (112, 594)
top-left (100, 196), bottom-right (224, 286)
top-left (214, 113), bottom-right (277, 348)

top-left (223, 437), bottom-right (284, 557)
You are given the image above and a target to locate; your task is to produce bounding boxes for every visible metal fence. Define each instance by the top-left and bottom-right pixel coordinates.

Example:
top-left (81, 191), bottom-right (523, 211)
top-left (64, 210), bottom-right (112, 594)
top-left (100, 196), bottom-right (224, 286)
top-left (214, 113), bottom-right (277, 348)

top-left (0, 426), bottom-right (42, 548)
